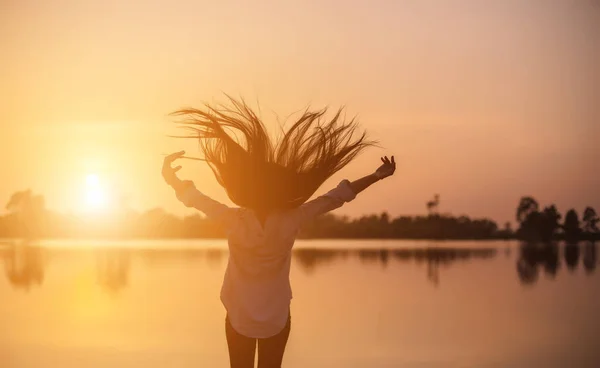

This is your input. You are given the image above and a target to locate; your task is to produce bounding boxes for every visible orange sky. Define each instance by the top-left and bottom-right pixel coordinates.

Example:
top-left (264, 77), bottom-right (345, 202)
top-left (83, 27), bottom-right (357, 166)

top-left (1, 0), bottom-right (599, 225)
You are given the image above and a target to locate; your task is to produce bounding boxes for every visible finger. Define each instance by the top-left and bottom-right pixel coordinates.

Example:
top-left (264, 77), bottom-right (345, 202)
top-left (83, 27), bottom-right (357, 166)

top-left (165, 150), bottom-right (184, 160)
top-left (391, 156), bottom-right (395, 165)
top-left (381, 157), bottom-right (386, 164)
top-left (384, 156), bottom-right (390, 164)
top-left (165, 150), bottom-right (186, 163)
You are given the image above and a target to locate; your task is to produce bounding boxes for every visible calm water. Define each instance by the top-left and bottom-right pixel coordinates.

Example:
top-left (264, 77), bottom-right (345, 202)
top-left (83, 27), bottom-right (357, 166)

top-left (1, 240), bottom-right (599, 368)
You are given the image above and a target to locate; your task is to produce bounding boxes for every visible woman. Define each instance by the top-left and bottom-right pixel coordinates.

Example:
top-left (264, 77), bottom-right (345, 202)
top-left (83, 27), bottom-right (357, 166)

top-left (162, 97), bottom-right (396, 368)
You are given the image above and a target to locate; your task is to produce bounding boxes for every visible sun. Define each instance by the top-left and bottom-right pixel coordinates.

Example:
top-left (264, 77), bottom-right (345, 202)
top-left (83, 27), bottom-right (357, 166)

top-left (86, 173), bottom-right (100, 187)
top-left (84, 174), bottom-right (108, 211)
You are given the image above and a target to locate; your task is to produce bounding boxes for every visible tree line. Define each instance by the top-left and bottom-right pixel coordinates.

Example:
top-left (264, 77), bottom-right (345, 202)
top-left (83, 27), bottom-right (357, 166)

top-left (0, 190), bottom-right (598, 241)
top-left (515, 196), bottom-right (599, 243)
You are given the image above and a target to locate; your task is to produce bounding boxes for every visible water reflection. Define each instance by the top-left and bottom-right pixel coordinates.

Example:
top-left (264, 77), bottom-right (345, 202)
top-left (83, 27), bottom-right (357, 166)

top-left (564, 242), bottom-right (580, 271)
top-left (1, 243), bottom-right (45, 290)
top-left (205, 248), bottom-right (224, 267)
top-left (294, 249), bottom-right (351, 273)
top-left (292, 247), bottom-right (497, 287)
top-left (516, 242), bottom-right (597, 285)
top-left (583, 242), bottom-right (597, 273)
top-left (96, 248), bottom-right (130, 293)
top-left (2, 242), bottom-right (597, 293)
top-left (517, 243), bottom-right (561, 284)
top-left (353, 247), bottom-right (497, 286)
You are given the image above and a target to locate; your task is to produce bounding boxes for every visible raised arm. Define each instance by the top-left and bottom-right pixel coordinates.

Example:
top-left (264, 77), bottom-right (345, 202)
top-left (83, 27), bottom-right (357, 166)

top-left (349, 155), bottom-right (396, 194)
top-left (162, 151), bottom-right (237, 225)
top-left (297, 155), bottom-right (396, 223)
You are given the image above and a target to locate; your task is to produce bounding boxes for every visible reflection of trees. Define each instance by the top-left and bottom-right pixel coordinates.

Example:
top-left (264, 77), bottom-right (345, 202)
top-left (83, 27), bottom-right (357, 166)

top-left (394, 247), bottom-right (496, 286)
top-left (136, 248), bottom-right (225, 270)
top-left (564, 242), bottom-right (580, 271)
top-left (2, 244), bottom-right (45, 290)
top-left (137, 248), bottom-right (206, 266)
top-left (294, 249), bottom-right (350, 274)
top-left (515, 242), bottom-right (599, 284)
top-left (205, 248), bottom-right (224, 267)
top-left (295, 247), bottom-right (497, 285)
top-left (583, 242), bottom-right (597, 274)
top-left (517, 251), bottom-right (539, 285)
top-left (2, 190), bottom-right (46, 290)
top-left (516, 242), bottom-right (561, 285)
top-left (541, 243), bottom-right (560, 277)
top-left (357, 249), bottom-right (387, 265)
top-left (517, 242), bottom-right (562, 285)
top-left (96, 248), bottom-right (130, 293)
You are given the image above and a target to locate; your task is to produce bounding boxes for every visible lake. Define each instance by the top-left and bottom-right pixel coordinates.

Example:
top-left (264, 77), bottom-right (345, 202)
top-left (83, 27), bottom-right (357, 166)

top-left (1, 239), bottom-right (599, 368)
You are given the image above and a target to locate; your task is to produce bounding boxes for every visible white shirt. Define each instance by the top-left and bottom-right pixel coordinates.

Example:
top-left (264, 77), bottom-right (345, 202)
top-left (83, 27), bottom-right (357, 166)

top-left (176, 179), bottom-right (356, 338)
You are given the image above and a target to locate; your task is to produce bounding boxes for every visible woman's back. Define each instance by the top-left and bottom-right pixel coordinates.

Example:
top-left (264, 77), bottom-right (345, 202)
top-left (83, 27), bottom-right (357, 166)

top-left (176, 180), bottom-right (358, 338)
top-left (224, 209), bottom-right (298, 338)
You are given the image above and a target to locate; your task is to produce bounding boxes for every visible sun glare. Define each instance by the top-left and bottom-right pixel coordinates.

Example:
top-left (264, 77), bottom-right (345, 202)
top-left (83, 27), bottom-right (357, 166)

top-left (84, 174), bottom-right (108, 211)
top-left (86, 174), bottom-right (100, 187)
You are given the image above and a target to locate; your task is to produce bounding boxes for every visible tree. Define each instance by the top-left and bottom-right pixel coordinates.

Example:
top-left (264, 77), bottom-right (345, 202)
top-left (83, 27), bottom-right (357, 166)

top-left (426, 194), bottom-right (440, 215)
top-left (563, 209), bottom-right (581, 242)
top-left (582, 207), bottom-right (599, 233)
top-left (516, 196), bottom-right (539, 223)
top-left (539, 205), bottom-right (561, 242)
top-left (516, 197), bottom-right (541, 241)
top-left (5, 190), bottom-right (46, 241)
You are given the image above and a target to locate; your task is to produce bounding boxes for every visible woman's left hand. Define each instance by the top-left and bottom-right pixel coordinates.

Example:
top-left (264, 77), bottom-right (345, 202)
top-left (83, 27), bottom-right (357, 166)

top-left (375, 155), bottom-right (396, 180)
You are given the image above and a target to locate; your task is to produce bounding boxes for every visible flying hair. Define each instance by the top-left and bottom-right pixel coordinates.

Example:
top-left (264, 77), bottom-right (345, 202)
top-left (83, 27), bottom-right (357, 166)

top-left (170, 95), bottom-right (376, 211)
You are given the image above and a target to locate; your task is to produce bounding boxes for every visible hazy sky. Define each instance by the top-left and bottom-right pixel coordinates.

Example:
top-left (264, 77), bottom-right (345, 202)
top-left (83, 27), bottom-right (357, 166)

top-left (1, 0), bottom-right (599, 225)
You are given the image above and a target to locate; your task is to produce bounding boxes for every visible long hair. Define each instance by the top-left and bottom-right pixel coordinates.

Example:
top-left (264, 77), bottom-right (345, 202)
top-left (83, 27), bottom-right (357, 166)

top-left (171, 96), bottom-right (375, 211)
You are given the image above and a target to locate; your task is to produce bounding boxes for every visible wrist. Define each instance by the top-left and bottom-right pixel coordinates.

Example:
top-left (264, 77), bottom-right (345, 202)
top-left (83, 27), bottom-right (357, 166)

top-left (373, 172), bottom-right (384, 181)
top-left (172, 179), bottom-right (190, 193)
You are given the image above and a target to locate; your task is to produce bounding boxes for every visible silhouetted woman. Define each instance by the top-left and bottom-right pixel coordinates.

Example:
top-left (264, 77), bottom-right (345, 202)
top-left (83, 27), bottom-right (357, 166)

top-left (162, 97), bottom-right (396, 368)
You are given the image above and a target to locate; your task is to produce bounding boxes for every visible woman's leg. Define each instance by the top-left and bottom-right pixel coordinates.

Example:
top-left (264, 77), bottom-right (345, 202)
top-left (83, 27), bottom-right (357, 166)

top-left (225, 315), bottom-right (257, 368)
top-left (256, 314), bottom-right (291, 368)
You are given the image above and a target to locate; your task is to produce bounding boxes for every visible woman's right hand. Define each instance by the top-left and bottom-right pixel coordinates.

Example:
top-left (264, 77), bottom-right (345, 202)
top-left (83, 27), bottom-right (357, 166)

top-left (162, 150), bottom-right (185, 187)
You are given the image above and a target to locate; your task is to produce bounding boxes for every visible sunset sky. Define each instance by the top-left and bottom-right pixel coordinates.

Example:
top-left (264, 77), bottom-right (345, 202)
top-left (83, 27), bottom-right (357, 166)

top-left (1, 0), bottom-right (599, 225)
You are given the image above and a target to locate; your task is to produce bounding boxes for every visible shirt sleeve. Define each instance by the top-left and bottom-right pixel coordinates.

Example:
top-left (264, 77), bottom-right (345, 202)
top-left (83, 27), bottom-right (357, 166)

top-left (297, 179), bottom-right (356, 224)
top-left (175, 181), bottom-right (238, 226)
